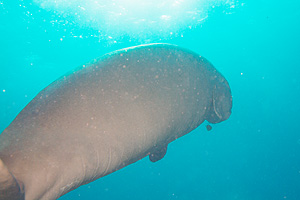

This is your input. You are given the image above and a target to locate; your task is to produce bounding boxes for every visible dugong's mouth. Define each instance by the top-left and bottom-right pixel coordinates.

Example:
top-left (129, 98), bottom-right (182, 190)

top-left (206, 80), bottom-right (232, 124)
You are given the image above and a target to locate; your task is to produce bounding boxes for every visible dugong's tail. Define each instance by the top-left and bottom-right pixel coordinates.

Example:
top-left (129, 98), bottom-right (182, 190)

top-left (0, 159), bottom-right (24, 200)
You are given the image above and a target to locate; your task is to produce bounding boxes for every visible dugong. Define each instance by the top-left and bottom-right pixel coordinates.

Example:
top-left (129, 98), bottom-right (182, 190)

top-left (0, 43), bottom-right (232, 200)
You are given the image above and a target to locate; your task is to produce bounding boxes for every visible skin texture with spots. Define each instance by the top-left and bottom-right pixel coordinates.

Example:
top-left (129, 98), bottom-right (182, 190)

top-left (0, 44), bottom-right (232, 200)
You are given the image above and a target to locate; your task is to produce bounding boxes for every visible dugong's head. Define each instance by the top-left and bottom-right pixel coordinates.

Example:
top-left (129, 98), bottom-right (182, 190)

top-left (205, 71), bottom-right (232, 124)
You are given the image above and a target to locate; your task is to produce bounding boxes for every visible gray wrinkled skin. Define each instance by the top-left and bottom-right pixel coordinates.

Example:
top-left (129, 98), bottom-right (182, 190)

top-left (0, 44), bottom-right (232, 200)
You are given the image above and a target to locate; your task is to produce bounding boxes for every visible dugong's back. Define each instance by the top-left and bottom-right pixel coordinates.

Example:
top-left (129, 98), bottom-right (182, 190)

top-left (0, 44), bottom-right (232, 200)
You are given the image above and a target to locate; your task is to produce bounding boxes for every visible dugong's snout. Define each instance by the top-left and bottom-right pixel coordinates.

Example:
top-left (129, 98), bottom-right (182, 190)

top-left (206, 77), bottom-right (232, 124)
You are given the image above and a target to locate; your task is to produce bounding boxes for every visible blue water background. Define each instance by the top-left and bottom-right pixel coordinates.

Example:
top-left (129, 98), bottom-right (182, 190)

top-left (1, 0), bottom-right (300, 199)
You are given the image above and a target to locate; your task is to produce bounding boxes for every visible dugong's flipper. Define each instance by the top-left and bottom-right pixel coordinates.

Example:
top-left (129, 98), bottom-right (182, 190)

top-left (149, 145), bottom-right (168, 162)
top-left (0, 159), bottom-right (24, 200)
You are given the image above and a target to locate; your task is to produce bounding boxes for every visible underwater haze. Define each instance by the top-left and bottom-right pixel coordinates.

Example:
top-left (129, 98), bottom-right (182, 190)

top-left (1, 0), bottom-right (300, 199)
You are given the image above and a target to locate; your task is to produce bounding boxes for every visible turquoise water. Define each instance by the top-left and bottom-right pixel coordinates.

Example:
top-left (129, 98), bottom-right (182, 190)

top-left (1, 0), bottom-right (300, 199)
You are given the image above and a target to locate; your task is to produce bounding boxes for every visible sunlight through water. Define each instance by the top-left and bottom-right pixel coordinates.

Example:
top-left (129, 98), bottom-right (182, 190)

top-left (33, 0), bottom-right (242, 41)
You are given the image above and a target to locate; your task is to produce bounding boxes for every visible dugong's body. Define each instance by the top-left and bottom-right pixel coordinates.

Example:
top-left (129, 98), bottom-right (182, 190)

top-left (0, 44), bottom-right (232, 200)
